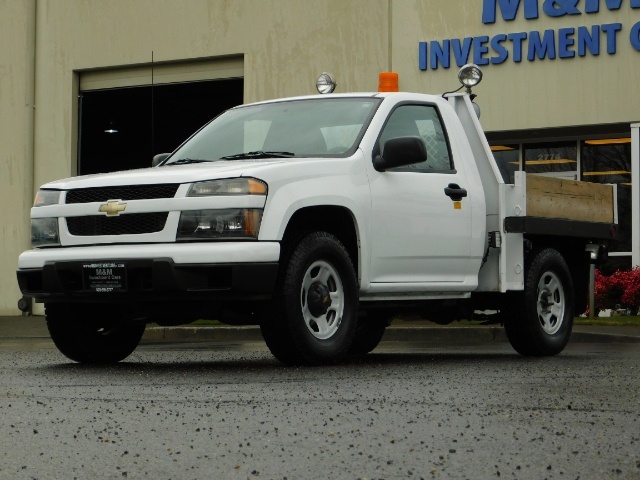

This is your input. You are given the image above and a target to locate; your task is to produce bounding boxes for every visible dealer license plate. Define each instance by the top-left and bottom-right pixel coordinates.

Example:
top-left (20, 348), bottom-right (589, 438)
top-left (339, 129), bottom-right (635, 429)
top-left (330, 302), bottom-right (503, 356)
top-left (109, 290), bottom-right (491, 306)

top-left (82, 262), bottom-right (127, 293)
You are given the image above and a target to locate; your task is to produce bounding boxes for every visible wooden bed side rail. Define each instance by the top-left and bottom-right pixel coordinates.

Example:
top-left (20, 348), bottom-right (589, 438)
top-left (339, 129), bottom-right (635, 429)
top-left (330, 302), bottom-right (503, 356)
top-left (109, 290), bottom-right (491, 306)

top-left (525, 174), bottom-right (616, 224)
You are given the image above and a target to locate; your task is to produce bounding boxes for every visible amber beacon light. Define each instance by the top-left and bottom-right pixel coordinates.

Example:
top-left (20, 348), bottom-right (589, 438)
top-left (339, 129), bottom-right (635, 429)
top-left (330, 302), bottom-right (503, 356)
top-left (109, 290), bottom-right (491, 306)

top-left (378, 72), bottom-right (399, 92)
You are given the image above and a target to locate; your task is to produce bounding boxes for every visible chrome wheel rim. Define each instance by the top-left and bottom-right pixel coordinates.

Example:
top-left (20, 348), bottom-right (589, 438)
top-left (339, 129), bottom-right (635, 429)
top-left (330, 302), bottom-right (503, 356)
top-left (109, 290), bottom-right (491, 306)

top-left (536, 271), bottom-right (565, 335)
top-left (300, 260), bottom-right (344, 340)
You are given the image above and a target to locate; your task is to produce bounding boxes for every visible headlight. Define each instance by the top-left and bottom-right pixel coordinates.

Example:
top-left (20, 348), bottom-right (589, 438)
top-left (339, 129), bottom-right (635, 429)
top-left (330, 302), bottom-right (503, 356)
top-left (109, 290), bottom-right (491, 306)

top-left (31, 218), bottom-right (60, 247)
top-left (34, 189), bottom-right (61, 207)
top-left (188, 178), bottom-right (267, 196)
top-left (177, 209), bottom-right (263, 240)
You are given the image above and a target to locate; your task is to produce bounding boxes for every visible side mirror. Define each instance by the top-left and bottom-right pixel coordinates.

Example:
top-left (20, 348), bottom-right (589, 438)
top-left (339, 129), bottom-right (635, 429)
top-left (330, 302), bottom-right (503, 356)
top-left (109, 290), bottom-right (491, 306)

top-left (373, 136), bottom-right (428, 172)
top-left (152, 153), bottom-right (171, 167)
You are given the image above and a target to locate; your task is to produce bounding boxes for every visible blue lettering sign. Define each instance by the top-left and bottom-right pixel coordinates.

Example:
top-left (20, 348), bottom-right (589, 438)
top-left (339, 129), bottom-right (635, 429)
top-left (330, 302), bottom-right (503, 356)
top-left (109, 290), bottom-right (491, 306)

top-left (421, 1), bottom-right (638, 71)
top-left (490, 34), bottom-right (510, 63)
top-left (528, 29), bottom-right (557, 59)
top-left (473, 36), bottom-right (491, 65)
top-left (508, 32), bottom-right (528, 62)
top-left (482, 0), bottom-right (539, 24)
top-left (418, 42), bottom-right (428, 70)
top-left (558, 27), bottom-right (576, 57)
top-left (543, 0), bottom-right (581, 17)
top-left (452, 38), bottom-right (473, 66)
top-left (601, 22), bottom-right (622, 53)
top-left (431, 40), bottom-right (451, 69)
top-left (631, 21), bottom-right (640, 50)
top-left (584, 0), bottom-right (640, 12)
top-left (585, 0), bottom-right (622, 12)
top-left (484, 0), bottom-right (639, 22)
top-left (577, 25), bottom-right (600, 56)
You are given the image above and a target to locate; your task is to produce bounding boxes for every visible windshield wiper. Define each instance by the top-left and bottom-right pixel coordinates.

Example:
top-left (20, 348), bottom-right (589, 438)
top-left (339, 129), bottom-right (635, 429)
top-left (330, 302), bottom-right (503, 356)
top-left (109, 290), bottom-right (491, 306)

top-left (165, 158), bottom-right (210, 165)
top-left (219, 151), bottom-right (296, 160)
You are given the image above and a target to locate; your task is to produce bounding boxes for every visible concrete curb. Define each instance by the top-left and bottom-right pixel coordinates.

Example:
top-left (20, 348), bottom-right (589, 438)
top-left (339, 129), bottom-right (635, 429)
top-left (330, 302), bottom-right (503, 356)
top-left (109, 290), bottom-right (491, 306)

top-left (141, 325), bottom-right (264, 343)
top-left (569, 331), bottom-right (640, 344)
top-left (140, 325), bottom-right (640, 345)
top-left (1, 316), bottom-right (639, 344)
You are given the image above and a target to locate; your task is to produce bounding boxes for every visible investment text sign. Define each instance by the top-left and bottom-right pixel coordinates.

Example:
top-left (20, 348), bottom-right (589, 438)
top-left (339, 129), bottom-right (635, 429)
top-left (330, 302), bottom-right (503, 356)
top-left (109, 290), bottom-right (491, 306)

top-left (419, 0), bottom-right (640, 70)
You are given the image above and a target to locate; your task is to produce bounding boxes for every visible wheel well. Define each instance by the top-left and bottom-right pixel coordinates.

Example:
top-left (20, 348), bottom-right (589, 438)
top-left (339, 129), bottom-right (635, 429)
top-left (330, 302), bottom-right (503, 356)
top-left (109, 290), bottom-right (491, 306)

top-left (282, 206), bottom-right (359, 275)
top-left (524, 236), bottom-right (590, 314)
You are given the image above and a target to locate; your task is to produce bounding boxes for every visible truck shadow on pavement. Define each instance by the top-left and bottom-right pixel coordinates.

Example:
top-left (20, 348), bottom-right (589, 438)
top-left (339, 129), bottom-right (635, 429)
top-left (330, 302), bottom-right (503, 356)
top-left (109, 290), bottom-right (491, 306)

top-left (37, 350), bottom-right (589, 375)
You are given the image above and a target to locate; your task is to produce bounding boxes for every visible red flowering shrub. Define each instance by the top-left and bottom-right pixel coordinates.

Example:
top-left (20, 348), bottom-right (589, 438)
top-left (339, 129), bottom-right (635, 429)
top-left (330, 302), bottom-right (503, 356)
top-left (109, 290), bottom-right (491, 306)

top-left (593, 269), bottom-right (616, 311)
top-left (593, 267), bottom-right (640, 313)
top-left (620, 267), bottom-right (640, 309)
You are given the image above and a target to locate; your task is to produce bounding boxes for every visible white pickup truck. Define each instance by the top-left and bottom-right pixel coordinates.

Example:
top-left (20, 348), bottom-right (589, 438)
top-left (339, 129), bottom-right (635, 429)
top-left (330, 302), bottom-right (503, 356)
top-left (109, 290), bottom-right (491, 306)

top-left (17, 66), bottom-right (617, 365)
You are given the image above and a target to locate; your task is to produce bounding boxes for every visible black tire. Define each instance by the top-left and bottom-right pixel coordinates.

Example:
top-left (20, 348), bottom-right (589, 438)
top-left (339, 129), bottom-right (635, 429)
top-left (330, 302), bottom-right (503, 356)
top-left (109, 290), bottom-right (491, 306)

top-left (261, 231), bottom-right (358, 365)
top-left (504, 248), bottom-right (574, 356)
top-left (348, 311), bottom-right (391, 355)
top-left (46, 304), bottom-right (145, 364)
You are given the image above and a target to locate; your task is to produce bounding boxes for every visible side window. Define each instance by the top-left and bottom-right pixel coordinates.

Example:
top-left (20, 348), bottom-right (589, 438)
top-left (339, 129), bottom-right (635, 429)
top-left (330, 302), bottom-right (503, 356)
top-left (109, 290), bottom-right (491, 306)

top-left (378, 104), bottom-right (453, 172)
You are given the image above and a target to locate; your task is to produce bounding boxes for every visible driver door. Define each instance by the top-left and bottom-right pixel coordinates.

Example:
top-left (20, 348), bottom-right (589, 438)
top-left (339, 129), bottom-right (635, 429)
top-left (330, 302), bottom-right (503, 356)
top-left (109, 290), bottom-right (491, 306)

top-left (368, 103), bottom-right (474, 287)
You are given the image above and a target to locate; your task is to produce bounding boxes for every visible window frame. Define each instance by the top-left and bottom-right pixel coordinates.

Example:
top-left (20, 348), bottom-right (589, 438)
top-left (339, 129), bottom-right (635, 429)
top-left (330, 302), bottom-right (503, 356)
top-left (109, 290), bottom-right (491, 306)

top-left (373, 101), bottom-right (456, 174)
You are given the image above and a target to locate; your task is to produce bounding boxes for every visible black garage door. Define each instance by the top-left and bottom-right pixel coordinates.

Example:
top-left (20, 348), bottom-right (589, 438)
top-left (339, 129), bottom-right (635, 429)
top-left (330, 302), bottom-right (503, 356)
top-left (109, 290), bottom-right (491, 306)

top-left (78, 78), bottom-right (243, 175)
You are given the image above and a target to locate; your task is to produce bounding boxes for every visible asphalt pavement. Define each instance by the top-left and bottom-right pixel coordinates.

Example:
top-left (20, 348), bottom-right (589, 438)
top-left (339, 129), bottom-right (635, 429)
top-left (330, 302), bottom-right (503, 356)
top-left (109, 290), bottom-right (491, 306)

top-left (1, 315), bottom-right (639, 345)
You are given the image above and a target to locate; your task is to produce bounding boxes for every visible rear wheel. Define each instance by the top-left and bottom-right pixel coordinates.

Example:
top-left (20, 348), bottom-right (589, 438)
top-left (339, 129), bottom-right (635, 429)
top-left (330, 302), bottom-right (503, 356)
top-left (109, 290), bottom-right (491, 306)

top-left (504, 248), bottom-right (574, 356)
top-left (261, 231), bottom-right (358, 365)
top-left (46, 304), bottom-right (145, 364)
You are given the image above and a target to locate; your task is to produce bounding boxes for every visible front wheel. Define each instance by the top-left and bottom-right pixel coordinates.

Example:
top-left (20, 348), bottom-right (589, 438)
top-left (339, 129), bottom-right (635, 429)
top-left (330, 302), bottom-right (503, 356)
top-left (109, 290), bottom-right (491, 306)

top-left (261, 231), bottom-right (358, 365)
top-left (46, 304), bottom-right (146, 364)
top-left (504, 248), bottom-right (574, 356)
top-left (348, 311), bottom-right (391, 355)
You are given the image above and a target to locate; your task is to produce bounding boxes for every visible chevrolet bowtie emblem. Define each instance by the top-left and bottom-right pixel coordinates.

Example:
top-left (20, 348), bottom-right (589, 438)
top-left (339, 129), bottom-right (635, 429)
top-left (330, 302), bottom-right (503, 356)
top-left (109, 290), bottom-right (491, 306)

top-left (99, 200), bottom-right (127, 216)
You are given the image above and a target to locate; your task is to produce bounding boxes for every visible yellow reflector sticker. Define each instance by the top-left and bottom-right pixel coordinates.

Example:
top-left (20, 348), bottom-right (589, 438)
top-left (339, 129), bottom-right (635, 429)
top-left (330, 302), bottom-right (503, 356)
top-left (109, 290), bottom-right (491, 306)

top-left (453, 201), bottom-right (462, 210)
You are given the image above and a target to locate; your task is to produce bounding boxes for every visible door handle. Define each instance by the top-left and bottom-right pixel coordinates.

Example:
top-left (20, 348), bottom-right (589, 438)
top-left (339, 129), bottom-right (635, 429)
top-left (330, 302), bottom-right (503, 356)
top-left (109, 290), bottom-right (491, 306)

top-left (444, 183), bottom-right (467, 201)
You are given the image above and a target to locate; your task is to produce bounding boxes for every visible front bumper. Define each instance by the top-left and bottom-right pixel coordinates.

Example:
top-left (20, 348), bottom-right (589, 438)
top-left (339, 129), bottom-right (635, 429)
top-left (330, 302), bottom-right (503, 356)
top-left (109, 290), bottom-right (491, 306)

top-left (17, 242), bottom-right (281, 304)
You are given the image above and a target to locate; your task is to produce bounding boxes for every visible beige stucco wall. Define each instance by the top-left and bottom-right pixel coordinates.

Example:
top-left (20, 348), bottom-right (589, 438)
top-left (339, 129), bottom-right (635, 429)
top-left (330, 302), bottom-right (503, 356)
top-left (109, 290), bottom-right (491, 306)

top-left (32, 0), bottom-right (390, 188)
top-left (1, 0), bottom-right (638, 314)
top-left (0, 0), bottom-right (36, 315)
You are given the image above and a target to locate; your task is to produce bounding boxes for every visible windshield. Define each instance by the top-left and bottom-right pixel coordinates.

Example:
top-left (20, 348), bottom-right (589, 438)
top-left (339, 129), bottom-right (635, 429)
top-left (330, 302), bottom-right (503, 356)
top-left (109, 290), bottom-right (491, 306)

top-left (164, 97), bottom-right (381, 164)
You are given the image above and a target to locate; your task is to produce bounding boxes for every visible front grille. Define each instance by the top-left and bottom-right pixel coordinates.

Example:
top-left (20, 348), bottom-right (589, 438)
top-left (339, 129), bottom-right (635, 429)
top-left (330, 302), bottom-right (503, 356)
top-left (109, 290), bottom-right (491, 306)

top-left (65, 184), bottom-right (179, 204)
top-left (66, 213), bottom-right (169, 236)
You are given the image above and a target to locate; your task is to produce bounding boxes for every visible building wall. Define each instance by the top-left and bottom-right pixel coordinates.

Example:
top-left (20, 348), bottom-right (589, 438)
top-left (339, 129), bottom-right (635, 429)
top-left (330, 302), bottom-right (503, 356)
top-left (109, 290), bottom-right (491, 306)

top-left (0, 0), bottom-right (36, 315)
top-left (31, 0), bottom-right (390, 189)
top-left (1, 0), bottom-right (638, 314)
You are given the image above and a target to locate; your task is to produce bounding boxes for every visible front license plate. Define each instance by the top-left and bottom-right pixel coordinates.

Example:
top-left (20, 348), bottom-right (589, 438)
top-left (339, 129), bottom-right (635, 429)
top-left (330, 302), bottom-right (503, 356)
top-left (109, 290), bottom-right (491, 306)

top-left (82, 262), bottom-right (127, 293)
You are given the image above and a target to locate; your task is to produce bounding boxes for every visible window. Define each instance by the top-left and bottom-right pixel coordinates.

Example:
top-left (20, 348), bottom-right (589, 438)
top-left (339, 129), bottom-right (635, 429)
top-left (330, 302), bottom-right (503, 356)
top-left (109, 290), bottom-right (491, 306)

top-left (523, 141), bottom-right (577, 179)
top-left (378, 104), bottom-right (453, 172)
top-left (581, 138), bottom-right (632, 255)
top-left (167, 98), bottom-right (380, 163)
top-left (491, 144), bottom-right (519, 183)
